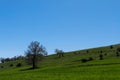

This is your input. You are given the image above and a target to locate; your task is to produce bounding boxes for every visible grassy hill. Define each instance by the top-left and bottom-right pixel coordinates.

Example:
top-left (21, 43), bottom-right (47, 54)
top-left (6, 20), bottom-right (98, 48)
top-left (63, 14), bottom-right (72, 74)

top-left (0, 44), bottom-right (120, 80)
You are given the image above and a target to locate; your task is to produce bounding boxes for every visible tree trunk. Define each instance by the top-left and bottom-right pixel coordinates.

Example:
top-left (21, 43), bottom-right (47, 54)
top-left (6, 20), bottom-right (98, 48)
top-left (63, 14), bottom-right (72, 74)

top-left (32, 54), bottom-right (36, 69)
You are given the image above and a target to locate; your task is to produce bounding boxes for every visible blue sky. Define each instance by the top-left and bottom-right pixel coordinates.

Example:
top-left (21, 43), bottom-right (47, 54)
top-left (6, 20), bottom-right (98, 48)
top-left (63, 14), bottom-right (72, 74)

top-left (0, 0), bottom-right (120, 58)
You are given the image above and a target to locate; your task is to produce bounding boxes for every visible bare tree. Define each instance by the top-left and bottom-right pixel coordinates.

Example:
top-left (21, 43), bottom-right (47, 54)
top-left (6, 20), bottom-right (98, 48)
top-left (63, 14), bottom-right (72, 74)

top-left (55, 49), bottom-right (64, 58)
top-left (25, 41), bottom-right (47, 69)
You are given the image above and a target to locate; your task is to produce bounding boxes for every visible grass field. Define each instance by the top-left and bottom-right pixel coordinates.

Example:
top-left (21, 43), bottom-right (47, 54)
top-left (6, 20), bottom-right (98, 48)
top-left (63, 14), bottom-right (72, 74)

top-left (0, 44), bottom-right (120, 80)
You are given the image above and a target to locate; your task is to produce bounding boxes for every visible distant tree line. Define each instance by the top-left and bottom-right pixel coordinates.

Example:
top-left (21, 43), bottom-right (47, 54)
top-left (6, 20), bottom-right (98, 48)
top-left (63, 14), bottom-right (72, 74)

top-left (0, 56), bottom-right (25, 63)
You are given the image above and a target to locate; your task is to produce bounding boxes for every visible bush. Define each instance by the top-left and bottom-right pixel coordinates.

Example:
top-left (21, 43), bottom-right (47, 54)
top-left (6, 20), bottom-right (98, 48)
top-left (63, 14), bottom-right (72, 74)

top-left (1, 66), bottom-right (4, 68)
top-left (104, 53), bottom-right (107, 56)
top-left (86, 50), bottom-right (89, 53)
top-left (116, 52), bottom-right (119, 57)
top-left (16, 63), bottom-right (22, 67)
top-left (99, 54), bottom-right (103, 60)
top-left (100, 51), bottom-right (103, 53)
top-left (117, 48), bottom-right (120, 52)
top-left (88, 57), bottom-right (94, 61)
top-left (110, 45), bottom-right (113, 49)
top-left (81, 58), bottom-right (88, 63)
top-left (10, 64), bottom-right (14, 67)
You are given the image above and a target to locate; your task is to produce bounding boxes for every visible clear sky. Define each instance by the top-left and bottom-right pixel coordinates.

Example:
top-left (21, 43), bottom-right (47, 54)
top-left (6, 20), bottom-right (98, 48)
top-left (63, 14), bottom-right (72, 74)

top-left (0, 0), bottom-right (120, 58)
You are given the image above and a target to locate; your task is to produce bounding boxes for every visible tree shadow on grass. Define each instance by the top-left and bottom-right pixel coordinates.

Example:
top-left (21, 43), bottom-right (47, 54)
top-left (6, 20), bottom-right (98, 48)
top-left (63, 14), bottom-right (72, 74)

top-left (20, 67), bottom-right (40, 71)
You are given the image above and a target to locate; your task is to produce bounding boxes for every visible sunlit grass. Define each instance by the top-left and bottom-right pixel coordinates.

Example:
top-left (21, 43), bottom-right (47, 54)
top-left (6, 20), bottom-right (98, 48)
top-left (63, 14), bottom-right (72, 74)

top-left (0, 44), bottom-right (120, 80)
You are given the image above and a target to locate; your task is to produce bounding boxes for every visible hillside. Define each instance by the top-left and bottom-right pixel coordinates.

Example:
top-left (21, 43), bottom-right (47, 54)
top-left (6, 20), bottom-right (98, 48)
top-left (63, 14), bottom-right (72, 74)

top-left (0, 44), bottom-right (120, 80)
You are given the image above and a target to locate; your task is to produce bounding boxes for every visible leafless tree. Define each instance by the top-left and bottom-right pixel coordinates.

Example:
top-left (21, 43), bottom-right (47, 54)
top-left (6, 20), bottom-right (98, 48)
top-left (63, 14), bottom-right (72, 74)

top-left (55, 49), bottom-right (64, 58)
top-left (25, 41), bottom-right (47, 69)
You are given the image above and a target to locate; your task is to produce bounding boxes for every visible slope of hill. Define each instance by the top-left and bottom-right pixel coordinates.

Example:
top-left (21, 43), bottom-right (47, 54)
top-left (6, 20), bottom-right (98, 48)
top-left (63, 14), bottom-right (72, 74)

top-left (0, 44), bottom-right (120, 80)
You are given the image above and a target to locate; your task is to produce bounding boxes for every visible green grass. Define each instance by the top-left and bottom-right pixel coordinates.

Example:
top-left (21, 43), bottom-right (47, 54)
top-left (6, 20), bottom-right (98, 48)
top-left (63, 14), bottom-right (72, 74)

top-left (0, 62), bottom-right (120, 80)
top-left (0, 44), bottom-right (120, 80)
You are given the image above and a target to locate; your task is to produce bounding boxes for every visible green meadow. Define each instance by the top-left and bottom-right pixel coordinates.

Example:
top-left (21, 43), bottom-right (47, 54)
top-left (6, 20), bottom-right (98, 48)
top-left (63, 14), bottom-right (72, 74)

top-left (0, 44), bottom-right (120, 80)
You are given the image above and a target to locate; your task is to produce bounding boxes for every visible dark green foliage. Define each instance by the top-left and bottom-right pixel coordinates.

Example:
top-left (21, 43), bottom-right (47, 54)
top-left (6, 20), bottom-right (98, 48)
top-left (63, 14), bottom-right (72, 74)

top-left (16, 63), bottom-right (22, 67)
top-left (81, 58), bottom-right (88, 63)
top-left (110, 45), bottom-right (114, 49)
top-left (81, 57), bottom-right (94, 63)
top-left (104, 53), bottom-right (107, 56)
top-left (99, 54), bottom-right (103, 60)
top-left (4, 58), bottom-right (11, 62)
top-left (116, 52), bottom-right (119, 57)
top-left (100, 51), bottom-right (103, 53)
top-left (1, 66), bottom-right (4, 68)
top-left (86, 50), bottom-right (89, 53)
top-left (10, 64), bottom-right (14, 67)
top-left (117, 48), bottom-right (120, 52)
top-left (88, 57), bottom-right (94, 61)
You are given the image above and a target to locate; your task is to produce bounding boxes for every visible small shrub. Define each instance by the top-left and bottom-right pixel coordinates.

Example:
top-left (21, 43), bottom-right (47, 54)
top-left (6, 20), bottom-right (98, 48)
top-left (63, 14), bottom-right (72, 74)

top-left (104, 53), bottom-right (107, 56)
top-left (86, 50), bottom-right (89, 53)
top-left (110, 45), bottom-right (113, 49)
top-left (88, 57), bottom-right (94, 61)
top-left (81, 58), bottom-right (88, 63)
top-left (16, 63), bottom-right (22, 67)
top-left (99, 54), bottom-right (103, 60)
top-left (117, 48), bottom-right (120, 52)
top-left (100, 51), bottom-right (103, 53)
top-left (116, 52), bottom-right (119, 57)
top-left (10, 64), bottom-right (14, 67)
top-left (1, 66), bottom-right (4, 68)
